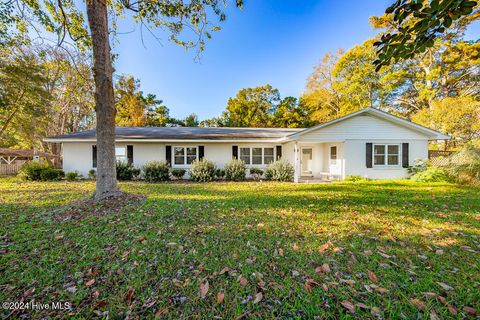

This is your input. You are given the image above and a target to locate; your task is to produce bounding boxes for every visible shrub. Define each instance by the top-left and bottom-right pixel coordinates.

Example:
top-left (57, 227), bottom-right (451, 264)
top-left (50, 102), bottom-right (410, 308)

top-left (249, 167), bottom-right (264, 180)
top-left (171, 168), bottom-right (186, 179)
top-left (407, 159), bottom-right (429, 175)
top-left (116, 161), bottom-right (140, 181)
top-left (39, 167), bottom-right (65, 181)
top-left (265, 159), bottom-right (294, 182)
top-left (189, 159), bottom-right (216, 182)
top-left (88, 169), bottom-right (96, 180)
top-left (445, 147), bottom-right (480, 185)
top-left (143, 161), bottom-right (170, 182)
top-left (345, 175), bottom-right (367, 182)
top-left (224, 158), bottom-right (246, 181)
top-left (65, 171), bottom-right (81, 181)
top-left (19, 162), bottom-right (64, 181)
top-left (411, 167), bottom-right (450, 183)
top-left (19, 162), bottom-right (49, 181)
top-left (215, 169), bottom-right (225, 179)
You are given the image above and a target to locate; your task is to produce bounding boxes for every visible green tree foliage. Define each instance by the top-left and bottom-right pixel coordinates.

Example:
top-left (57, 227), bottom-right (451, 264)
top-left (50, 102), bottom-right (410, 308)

top-left (374, 0), bottom-right (479, 69)
top-left (412, 97), bottom-right (480, 148)
top-left (212, 85), bottom-right (309, 128)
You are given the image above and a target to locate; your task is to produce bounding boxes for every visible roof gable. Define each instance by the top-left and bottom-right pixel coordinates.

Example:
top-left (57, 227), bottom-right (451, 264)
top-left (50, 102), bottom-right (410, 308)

top-left (285, 108), bottom-right (450, 141)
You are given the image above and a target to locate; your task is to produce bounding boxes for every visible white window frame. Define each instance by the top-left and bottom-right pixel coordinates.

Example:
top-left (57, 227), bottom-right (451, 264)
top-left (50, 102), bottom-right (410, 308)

top-left (373, 144), bottom-right (400, 167)
top-left (115, 146), bottom-right (127, 163)
top-left (172, 146), bottom-right (198, 167)
top-left (239, 147), bottom-right (276, 166)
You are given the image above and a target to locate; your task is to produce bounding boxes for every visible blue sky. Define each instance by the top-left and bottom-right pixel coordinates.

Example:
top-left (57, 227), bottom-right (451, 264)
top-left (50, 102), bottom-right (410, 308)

top-left (112, 1), bottom-right (480, 120)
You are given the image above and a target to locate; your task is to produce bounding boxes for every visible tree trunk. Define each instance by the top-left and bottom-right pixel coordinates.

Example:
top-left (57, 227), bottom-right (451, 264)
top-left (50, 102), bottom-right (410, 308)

top-left (86, 0), bottom-right (118, 199)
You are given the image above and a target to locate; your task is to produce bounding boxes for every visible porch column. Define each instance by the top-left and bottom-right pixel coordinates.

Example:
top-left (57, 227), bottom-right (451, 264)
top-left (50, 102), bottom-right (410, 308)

top-left (294, 141), bottom-right (299, 183)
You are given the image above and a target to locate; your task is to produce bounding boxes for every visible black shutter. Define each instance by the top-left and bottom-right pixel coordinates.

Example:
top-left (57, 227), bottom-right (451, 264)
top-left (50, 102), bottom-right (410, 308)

top-left (166, 145), bottom-right (172, 166)
top-left (198, 146), bottom-right (204, 160)
top-left (232, 146), bottom-right (238, 159)
top-left (276, 145), bottom-right (282, 160)
top-left (92, 145), bottom-right (97, 168)
top-left (402, 143), bottom-right (409, 168)
top-left (366, 143), bottom-right (373, 168)
top-left (127, 145), bottom-right (133, 165)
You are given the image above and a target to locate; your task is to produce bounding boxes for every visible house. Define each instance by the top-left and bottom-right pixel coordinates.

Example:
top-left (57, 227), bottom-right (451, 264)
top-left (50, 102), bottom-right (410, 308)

top-left (44, 107), bottom-right (449, 181)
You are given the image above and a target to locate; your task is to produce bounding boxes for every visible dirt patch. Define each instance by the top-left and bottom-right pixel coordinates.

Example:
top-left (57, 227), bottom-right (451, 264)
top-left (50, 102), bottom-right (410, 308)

top-left (52, 192), bottom-right (146, 221)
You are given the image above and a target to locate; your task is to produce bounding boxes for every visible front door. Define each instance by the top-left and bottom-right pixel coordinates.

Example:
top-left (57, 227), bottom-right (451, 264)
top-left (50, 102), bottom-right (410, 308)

top-left (301, 147), bottom-right (313, 176)
top-left (329, 145), bottom-right (341, 175)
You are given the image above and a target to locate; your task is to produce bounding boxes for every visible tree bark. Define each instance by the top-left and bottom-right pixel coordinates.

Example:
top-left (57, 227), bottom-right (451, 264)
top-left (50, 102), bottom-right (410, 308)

top-left (86, 0), bottom-right (118, 199)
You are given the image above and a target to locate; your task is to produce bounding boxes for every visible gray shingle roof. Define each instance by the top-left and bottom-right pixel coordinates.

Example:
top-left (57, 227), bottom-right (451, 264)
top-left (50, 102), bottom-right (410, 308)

top-left (48, 126), bottom-right (303, 140)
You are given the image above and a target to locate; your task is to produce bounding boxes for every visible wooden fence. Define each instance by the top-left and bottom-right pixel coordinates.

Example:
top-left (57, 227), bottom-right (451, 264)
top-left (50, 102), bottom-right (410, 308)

top-left (0, 163), bottom-right (23, 175)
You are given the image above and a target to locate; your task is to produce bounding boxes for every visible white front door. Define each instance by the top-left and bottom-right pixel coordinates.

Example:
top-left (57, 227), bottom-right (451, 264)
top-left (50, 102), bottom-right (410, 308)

top-left (301, 147), bottom-right (313, 176)
top-left (329, 145), bottom-right (341, 175)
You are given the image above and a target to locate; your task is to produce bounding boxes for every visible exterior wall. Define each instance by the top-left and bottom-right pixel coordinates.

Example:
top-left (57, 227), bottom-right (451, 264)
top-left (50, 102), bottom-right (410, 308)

top-left (300, 114), bottom-right (428, 141)
top-left (62, 141), bottom-right (281, 177)
top-left (343, 139), bottom-right (428, 179)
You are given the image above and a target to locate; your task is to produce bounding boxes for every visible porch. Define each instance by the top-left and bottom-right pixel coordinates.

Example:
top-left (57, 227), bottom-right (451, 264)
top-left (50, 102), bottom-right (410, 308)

top-left (283, 141), bottom-right (345, 183)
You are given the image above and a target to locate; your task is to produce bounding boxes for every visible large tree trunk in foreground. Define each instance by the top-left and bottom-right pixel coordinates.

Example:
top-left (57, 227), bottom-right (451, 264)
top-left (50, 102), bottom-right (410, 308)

top-left (86, 0), bottom-right (118, 199)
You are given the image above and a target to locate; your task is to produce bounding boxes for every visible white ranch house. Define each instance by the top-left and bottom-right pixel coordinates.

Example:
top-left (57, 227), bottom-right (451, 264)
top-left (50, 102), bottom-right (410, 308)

top-left (45, 108), bottom-right (449, 181)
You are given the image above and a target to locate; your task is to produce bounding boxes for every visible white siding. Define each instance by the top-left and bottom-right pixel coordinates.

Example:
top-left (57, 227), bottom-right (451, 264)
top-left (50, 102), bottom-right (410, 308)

top-left (344, 139), bottom-right (428, 179)
top-left (300, 114), bottom-right (429, 141)
top-left (62, 141), bottom-right (281, 177)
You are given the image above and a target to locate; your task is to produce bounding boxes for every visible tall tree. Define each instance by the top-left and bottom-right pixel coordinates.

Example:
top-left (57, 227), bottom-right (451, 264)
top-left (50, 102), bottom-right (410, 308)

top-left (223, 85), bottom-right (281, 127)
top-left (5, 0), bottom-right (243, 199)
top-left (374, 0), bottom-right (479, 70)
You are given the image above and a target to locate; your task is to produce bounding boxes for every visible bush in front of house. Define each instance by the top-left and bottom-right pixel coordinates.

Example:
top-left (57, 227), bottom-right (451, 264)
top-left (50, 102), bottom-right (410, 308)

top-left (411, 167), bottom-right (450, 183)
top-left (215, 169), bottom-right (225, 180)
top-left (249, 167), bottom-right (264, 180)
top-left (116, 161), bottom-right (141, 181)
top-left (143, 161), bottom-right (170, 182)
top-left (88, 169), bottom-right (96, 180)
top-left (39, 167), bottom-right (65, 181)
top-left (189, 159), bottom-right (216, 182)
top-left (407, 159), bottom-right (429, 175)
top-left (65, 171), bottom-right (81, 181)
top-left (265, 158), bottom-right (294, 182)
top-left (18, 162), bottom-right (64, 181)
top-left (224, 158), bottom-right (246, 181)
top-left (171, 168), bottom-right (186, 180)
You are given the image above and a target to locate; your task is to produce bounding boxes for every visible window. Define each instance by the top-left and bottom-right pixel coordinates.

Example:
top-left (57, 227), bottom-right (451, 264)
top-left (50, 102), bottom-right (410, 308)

top-left (174, 147), bottom-right (198, 165)
top-left (264, 148), bottom-right (274, 164)
top-left (115, 147), bottom-right (126, 162)
top-left (330, 146), bottom-right (337, 165)
top-left (374, 144), bottom-right (399, 166)
top-left (240, 147), bottom-right (275, 165)
top-left (252, 148), bottom-right (262, 165)
top-left (240, 148), bottom-right (251, 164)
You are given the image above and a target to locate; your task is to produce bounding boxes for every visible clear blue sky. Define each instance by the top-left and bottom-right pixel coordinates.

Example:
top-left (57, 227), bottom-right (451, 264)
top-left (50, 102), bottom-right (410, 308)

top-left (112, 1), bottom-right (480, 120)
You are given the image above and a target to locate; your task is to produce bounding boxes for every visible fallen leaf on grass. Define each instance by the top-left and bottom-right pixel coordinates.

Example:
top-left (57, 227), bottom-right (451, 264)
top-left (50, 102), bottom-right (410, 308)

top-left (341, 300), bottom-right (355, 314)
top-left (367, 270), bottom-right (378, 283)
top-left (304, 280), bottom-right (319, 293)
top-left (239, 276), bottom-right (248, 287)
top-left (277, 248), bottom-right (284, 256)
top-left (253, 292), bottom-right (263, 304)
top-left (447, 304), bottom-right (457, 316)
top-left (23, 287), bottom-right (35, 298)
top-left (437, 282), bottom-right (453, 291)
top-left (356, 303), bottom-right (370, 310)
top-left (155, 307), bottom-right (167, 318)
top-left (370, 284), bottom-right (389, 294)
top-left (410, 299), bottom-right (427, 310)
top-left (125, 287), bottom-right (135, 304)
top-left (217, 292), bottom-right (225, 304)
top-left (85, 279), bottom-right (95, 286)
top-left (315, 263), bottom-right (331, 273)
top-left (219, 267), bottom-right (230, 275)
top-left (463, 306), bottom-right (477, 315)
top-left (199, 280), bottom-right (209, 299)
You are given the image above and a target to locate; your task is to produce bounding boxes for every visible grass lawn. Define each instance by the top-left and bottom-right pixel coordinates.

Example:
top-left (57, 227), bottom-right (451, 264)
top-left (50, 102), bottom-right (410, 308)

top-left (0, 177), bottom-right (479, 319)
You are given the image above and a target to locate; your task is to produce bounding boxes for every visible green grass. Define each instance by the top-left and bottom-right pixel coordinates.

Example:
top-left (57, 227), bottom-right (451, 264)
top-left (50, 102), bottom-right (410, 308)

top-left (0, 177), bottom-right (479, 319)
